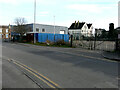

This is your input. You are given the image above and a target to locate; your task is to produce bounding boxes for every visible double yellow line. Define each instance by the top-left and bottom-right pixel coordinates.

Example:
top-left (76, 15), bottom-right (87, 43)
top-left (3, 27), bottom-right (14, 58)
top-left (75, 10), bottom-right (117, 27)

top-left (8, 59), bottom-right (61, 88)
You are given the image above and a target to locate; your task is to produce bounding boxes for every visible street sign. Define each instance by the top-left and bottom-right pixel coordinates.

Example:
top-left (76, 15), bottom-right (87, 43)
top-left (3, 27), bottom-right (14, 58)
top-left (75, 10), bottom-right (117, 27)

top-left (118, 34), bottom-right (120, 39)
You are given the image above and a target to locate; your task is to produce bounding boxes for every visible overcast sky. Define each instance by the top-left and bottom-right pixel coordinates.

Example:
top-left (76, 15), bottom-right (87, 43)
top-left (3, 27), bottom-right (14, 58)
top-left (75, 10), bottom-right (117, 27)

top-left (0, 0), bottom-right (119, 30)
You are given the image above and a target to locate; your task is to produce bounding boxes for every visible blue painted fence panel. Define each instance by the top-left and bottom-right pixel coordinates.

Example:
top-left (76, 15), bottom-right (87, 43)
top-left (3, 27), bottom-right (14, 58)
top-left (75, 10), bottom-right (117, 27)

top-left (38, 33), bottom-right (69, 43)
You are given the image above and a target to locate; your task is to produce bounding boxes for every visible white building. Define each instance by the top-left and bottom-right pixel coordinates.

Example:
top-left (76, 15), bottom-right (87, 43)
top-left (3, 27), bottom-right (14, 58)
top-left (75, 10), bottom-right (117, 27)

top-left (26, 23), bottom-right (68, 34)
top-left (68, 21), bottom-right (93, 39)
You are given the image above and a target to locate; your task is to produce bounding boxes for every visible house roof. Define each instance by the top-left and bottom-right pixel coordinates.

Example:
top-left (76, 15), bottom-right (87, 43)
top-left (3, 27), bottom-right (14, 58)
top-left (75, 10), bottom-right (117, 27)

top-left (87, 24), bottom-right (92, 29)
top-left (69, 22), bottom-right (85, 29)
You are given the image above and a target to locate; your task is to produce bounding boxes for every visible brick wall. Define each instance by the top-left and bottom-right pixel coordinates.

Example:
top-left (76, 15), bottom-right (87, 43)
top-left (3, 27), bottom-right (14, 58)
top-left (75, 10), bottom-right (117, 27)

top-left (0, 26), bottom-right (11, 40)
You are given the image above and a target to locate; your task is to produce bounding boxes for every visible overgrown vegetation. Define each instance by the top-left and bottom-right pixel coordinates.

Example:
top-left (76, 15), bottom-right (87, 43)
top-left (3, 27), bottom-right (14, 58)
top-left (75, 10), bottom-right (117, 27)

top-left (13, 17), bottom-right (28, 42)
top-left (23, 39), bottom-right (74, 48)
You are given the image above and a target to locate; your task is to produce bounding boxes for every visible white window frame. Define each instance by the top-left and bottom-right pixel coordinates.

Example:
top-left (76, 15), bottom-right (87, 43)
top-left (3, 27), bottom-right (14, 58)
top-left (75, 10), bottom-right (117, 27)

top-left (6, 29), bottom-right (8, 33)
top-left (0, 29), bottom-right (2, 33)
top-left (6, 34), bottom-right (8, 38)
top-left (60, 30), bottom-right (65, 34)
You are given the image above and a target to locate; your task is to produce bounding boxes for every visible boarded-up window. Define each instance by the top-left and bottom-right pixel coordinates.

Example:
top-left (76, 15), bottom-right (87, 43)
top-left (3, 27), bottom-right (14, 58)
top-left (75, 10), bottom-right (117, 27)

top-left (60, 30), bottom-right (65, 34)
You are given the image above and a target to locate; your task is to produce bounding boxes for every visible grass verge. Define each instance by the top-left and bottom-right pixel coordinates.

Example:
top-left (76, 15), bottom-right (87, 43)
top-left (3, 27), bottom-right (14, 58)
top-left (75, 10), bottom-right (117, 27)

top-left (22, 42), bottom-right (75, 48)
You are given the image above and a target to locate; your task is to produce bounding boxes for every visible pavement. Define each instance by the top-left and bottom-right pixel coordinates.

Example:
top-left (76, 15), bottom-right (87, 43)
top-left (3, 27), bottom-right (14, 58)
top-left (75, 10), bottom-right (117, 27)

top-left (102, 51), bottom-right (120, 61)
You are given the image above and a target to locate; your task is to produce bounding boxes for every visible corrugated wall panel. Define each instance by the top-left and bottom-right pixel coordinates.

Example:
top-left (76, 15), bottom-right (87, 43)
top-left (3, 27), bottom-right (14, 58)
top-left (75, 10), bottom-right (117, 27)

top-left (38, 33), bottom-right (69, 43)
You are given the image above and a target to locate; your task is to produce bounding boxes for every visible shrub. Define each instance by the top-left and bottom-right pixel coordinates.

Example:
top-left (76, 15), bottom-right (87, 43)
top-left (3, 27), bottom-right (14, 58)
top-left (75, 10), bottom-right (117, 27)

top-left (45, 40), bottom-right (53, 46)
top-left (55, 39), bottom-right (66, 46)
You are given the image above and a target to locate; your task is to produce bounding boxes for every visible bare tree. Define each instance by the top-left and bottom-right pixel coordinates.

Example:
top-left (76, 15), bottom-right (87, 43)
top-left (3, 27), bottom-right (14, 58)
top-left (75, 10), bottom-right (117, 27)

top-left (14, 17), bottom-right (27, 25)
top-left (13, 17), bottom-right (27, 42)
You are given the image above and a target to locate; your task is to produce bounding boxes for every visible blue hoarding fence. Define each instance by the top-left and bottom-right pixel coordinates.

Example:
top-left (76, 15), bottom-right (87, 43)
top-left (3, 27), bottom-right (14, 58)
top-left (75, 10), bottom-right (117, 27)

top-left (38, 33), bottom-right (69, 43)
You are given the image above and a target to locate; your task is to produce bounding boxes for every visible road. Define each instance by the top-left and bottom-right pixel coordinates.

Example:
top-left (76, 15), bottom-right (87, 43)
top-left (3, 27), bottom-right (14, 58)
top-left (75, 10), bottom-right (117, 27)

top-left (2, 42), bottom-right (119, 89)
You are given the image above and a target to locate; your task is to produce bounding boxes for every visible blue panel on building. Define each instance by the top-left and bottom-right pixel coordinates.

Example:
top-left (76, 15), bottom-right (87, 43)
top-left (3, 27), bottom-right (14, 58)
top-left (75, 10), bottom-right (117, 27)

top-left (38, 33), bottom-right (69, 43)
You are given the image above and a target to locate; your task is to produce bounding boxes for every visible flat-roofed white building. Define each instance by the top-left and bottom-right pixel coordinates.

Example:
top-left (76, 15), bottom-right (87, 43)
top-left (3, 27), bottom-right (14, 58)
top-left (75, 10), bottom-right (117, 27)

top-left (26, 23), bottom-right (68, 34)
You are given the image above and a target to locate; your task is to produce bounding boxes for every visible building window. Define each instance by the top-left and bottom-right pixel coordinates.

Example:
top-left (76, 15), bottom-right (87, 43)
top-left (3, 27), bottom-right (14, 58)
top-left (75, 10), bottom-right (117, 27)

top-left (91, 27), bottom-right (93, 29)
top-left (0, 34), bottom-right (2, 38)
top-left (84, 26), bottom-right (87, 29)
top-left (72, 31), bottom-right (74, 34)
top-left (6, 34), bottom-right (8, 38)
top-left (6, 29), bottom-right (8, 33)
top-left (42, 29), bottom-right (45, 32)
top-left (0, 29), bottom-right (2, 33)
top-left (60, 30), bottom-right (65, 34)
top-left (36, 28), bottom-right (39, 32)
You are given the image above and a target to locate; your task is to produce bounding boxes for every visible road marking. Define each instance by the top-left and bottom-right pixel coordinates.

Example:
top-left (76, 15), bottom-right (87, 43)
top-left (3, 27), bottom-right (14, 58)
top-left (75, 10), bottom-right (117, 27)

top-left (8, 59), bottom-right (61, 88)
top-left (13, 62), bottom-right (56, 88)
top-left (16, 61), bottom-right (60, 88)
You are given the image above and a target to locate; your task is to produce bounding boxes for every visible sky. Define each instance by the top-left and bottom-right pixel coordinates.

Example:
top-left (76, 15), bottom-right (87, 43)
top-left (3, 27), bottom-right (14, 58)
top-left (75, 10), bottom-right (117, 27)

top-left (0, 0), bottom-right (119, 30)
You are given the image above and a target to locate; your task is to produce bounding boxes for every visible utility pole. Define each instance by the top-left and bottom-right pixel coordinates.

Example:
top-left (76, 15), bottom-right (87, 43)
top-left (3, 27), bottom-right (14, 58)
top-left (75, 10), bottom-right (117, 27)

top-left (33, 0), bottom-right (36, 43)
top-left (94, 29), bottom-right (97, 50)
top-left (54, 16), bottom-right (55, 42)
top-left (54, 16), bottom-right (55, 35)
top-left (70, 35), bottom-right (73, 47)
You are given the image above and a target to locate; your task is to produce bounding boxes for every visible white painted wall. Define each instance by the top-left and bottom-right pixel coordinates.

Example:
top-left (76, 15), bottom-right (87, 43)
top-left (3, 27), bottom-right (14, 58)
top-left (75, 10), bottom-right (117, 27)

top-left (69, 23), bottom-right (93, 37)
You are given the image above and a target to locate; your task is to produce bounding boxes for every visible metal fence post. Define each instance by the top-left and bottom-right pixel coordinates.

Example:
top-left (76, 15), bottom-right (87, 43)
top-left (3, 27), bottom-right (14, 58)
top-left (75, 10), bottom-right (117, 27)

top-left (115, 39), bottom-right (118, 51)
top-left (71, 35), bottom-right (73, 47)
top-left (94, 29), bottom-right (97, 50)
